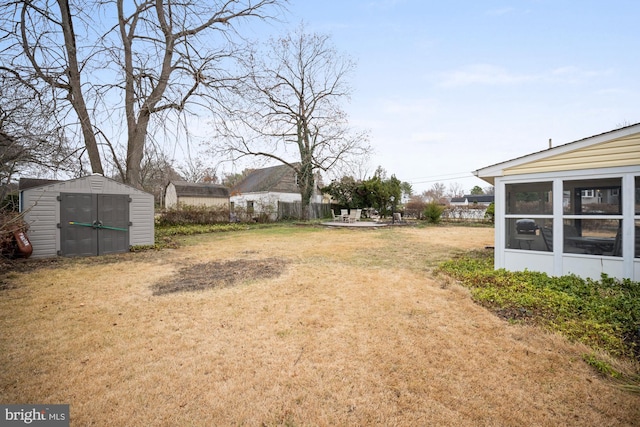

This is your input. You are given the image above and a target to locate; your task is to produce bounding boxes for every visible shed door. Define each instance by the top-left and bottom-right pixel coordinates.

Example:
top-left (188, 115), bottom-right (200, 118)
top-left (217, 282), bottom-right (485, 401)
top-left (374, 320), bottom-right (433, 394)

top-left (59, 193), bottom-right (130, 256)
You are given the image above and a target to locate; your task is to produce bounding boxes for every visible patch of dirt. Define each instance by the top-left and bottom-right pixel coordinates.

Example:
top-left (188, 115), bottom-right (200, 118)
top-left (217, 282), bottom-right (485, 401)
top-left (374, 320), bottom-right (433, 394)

top-left (0, 279), bottom-right (19, 291)
top-left (152, 258), bottom-right (288, 295)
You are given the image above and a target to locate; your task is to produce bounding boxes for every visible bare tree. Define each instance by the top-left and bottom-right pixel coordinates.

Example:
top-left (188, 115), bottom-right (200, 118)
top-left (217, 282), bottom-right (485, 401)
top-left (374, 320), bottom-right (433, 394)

top-left (329, 150), bottom-right (372, 182)
top-left (222, 169), bottom-right (253, 188)
top-left (1, 0), bottom-right (284, 188)
top-left (138, 147), bottom-right (182, 206)
top-left (424, 182), bottom-right (446, 203)
top-left (0, 70), bottom-right (78, 200)
top-left (177, 157), bottom-right (219, 184)
top-left (214, 25), bottom-right (371, 219)
top-left (448, 182), bottom-right (464, 199)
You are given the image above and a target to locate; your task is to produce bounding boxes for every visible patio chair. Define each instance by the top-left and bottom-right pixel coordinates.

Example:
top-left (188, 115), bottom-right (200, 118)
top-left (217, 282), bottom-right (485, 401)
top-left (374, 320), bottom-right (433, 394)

top-left (540, 227), bottom-right (553, 251)
top-left (348, 209), bottom-right (361, 223)
top-left (563, 224), bottom-right (587, 253)
top-left (331, 211), bottom-right (341, 222)
top-left (603, 227), bottom-right (622, 257)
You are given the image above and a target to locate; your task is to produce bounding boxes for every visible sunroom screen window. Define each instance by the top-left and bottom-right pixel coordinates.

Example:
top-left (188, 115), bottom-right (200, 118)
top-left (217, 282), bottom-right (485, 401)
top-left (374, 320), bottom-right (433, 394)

top-left (505, 182), bottom-right (552, 252)
top-left (563, 178), bottom-right (621, 215)
top-left (636, 177), bottom-right (640, 257)
top-left (563, 178), bottom-right (622, 257)
top-left (635, 176), bottom-right (640, 215)
top-left (505, 182), bottom-right (552, 215)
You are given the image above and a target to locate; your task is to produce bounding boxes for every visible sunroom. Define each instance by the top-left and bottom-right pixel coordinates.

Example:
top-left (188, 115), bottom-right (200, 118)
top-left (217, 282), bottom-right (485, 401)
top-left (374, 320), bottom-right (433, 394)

top-left (474, 123), bottom-right (640, 281)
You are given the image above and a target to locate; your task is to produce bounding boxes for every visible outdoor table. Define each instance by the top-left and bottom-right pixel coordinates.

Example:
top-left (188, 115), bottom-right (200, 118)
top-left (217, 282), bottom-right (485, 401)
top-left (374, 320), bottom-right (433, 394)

top-left (515, 235), bottom-right (536, 249)
top-left (565, 237), bottom-right (615, 254)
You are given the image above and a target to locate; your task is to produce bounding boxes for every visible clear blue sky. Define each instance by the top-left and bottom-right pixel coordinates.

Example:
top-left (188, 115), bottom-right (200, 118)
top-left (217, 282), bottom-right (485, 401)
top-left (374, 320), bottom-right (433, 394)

top-left (269, 0), bottom-right (640, 194)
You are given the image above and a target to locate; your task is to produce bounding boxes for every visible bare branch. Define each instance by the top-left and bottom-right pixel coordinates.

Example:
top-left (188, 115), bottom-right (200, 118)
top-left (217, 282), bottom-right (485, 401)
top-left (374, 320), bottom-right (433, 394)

top-left (213, 24), bottom-right (371, 219)
top-left (2, 0), bottom-right (286, 188)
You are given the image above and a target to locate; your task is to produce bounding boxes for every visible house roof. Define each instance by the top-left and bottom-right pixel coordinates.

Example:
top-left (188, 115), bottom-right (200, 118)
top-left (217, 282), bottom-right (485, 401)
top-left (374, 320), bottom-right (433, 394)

top-left (474, 122), bottom-right (640, 184)
top-left (171, 181), bottom-right (229, 198)
top-left (451, 195), bottom-right (494, 203)
top-left (231, 163), bottom-right (299, 194)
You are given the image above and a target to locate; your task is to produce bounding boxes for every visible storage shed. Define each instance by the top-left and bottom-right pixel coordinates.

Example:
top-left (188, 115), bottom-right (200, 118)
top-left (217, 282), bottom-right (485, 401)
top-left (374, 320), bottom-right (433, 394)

top-left (164, 181), bottom-right (230, 209)
top-left (20, 174), bottom-right (155, 258)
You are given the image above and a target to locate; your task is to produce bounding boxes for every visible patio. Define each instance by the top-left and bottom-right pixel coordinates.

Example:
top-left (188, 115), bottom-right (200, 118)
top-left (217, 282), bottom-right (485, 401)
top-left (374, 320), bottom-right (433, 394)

top-left (321, 220), bottom-right (387, 228)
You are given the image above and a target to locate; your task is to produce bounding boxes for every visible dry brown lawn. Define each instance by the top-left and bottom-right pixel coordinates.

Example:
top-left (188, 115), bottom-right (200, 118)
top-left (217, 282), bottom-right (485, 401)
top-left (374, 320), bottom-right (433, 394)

top-left (1, 225), bottom-right (638, 426)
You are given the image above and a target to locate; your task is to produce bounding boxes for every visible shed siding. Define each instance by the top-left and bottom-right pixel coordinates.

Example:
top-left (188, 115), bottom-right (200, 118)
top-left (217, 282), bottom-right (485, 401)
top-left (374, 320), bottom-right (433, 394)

top-left (504, 134), bottom-right (640, 176)
top-left (178, 196), bottom-right (229, 207)
top-left (21, 175), bottom-right (154, 258)
top-left (130, 193), bottom-right (154, 246)
top-left (165, 183), bottom-right (178, 208)
top-left (22, 189), bottom-right (59, 258)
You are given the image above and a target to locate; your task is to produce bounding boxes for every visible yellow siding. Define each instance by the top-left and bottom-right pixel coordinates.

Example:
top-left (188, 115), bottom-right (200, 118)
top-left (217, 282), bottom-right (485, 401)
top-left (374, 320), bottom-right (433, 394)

top-left (504, 134), bottom-right (640, 176)
top-left (179, 196), bottom-right (229, 208)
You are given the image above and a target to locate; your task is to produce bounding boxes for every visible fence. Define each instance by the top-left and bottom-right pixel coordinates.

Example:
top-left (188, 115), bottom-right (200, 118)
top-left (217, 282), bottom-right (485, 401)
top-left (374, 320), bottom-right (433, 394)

top-left (442, 206), bottom-right (490, 223)
top-left (278, 202), bottom-right (332, 220)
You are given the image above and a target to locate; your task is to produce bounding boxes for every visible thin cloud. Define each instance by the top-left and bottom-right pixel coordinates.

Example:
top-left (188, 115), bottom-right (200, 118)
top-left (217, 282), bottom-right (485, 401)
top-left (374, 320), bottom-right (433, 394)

top-left (550, 66), bottom-right (613, 83)
top-left (438, 64), bottom-right (536, 88)
top-left (408, 131), bottom-right (450, 145)
top-left (381, 98), bottom-right (438, 115)
top-left (595, 88), bottom-right (625, 96)
top-left (437, 64), bottom-right (611, 88)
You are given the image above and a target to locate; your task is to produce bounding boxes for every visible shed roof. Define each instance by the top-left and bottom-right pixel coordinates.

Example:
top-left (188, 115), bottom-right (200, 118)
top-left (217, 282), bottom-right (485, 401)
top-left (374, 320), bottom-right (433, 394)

top-left (19, 174), bottom-right (153, 196)
top-left (474, 122), bottom-right (640, 184)
top-left (171, 181), bottom-right (229, 198)
top-left (19, 178), bottom-right (63, 191)
top-left (232, 163), bottom-right (299, 194)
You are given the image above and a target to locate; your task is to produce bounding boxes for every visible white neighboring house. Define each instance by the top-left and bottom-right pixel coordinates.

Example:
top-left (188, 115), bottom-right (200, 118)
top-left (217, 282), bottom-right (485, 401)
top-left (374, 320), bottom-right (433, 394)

top-left (449, 194), bottom-right (494, 206)
top-left (230, 163), bottom-right (321, 220)
top-left (446, 194), bottom-right (495, 221)
top-left (165, 181), bottom-right (229, 209)
top-left (474, 122), bottom-right (640, 281)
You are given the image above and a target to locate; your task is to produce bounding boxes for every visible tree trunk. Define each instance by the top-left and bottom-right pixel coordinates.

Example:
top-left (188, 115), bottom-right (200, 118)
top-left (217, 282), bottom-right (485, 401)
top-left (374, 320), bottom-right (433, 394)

top-left (125, 115), bottom-right (149, 189)
top-left (57, 0), bottom-right (103, 175)
top-left (298, 158), bottom-right (315, 221)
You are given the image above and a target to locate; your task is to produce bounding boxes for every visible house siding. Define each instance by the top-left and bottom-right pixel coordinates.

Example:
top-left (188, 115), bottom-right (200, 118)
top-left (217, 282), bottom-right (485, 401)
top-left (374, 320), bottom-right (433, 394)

top-left (230, 191), bottom-right (301, 220)
top-left (504, 134), bottom-right (640, 176)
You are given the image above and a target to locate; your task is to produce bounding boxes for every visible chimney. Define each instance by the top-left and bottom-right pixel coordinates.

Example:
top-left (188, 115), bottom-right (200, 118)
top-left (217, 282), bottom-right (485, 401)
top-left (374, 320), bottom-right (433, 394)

top-left (548, 138), bottom-right (552, 149)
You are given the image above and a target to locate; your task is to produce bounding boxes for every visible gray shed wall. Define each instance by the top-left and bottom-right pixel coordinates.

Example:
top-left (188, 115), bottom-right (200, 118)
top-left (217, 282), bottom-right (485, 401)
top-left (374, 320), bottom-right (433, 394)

top-left (21, 175), bottom-right (155, 258)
